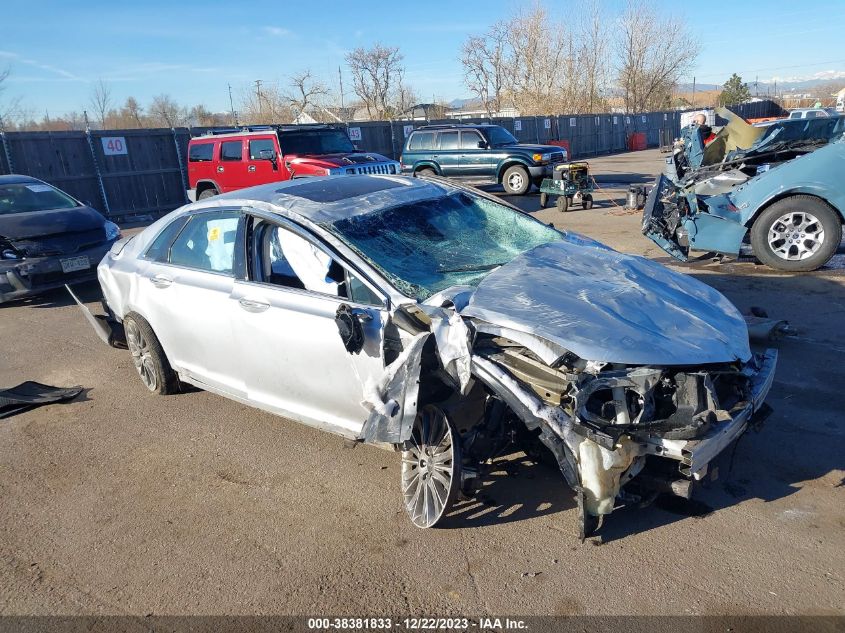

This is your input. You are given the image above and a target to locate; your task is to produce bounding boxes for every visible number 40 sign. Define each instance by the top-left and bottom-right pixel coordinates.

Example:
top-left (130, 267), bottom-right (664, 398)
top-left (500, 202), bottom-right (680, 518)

top-left (101, 136), bottom-right (128, 156)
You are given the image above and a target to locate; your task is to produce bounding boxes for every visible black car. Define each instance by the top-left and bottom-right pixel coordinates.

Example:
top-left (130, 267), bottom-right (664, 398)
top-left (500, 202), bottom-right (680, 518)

top-left (400, 124), bottom-right (568, 195)
top-left (0, 175), bottom-right (121, 303)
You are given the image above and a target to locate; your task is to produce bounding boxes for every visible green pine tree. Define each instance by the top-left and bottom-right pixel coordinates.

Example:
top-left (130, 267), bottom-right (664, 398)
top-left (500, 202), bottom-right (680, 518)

top-left (719, 74), bottom-right (752, 106)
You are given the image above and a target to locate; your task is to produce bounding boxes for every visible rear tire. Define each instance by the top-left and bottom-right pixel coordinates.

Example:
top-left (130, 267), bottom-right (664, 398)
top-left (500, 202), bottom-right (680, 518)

top-left (415, 167), bottom-right (436, 178)
top-left (123, 314), bottom-right (180, 395)
top-left (198, 188), bottom-right (218, 200)
top-left (539, 192), bottom-right (549, 208)
top-left (502, 165), bottom-right (530, 195)
top-left (583, 194), bottom-right (593, 210)
top-left (750, 196), bottom-right (841, 271)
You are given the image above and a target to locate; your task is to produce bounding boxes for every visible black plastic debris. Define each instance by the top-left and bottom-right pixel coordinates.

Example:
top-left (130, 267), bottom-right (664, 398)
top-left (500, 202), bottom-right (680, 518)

top-left (0, 382), bottom-right (82, 419)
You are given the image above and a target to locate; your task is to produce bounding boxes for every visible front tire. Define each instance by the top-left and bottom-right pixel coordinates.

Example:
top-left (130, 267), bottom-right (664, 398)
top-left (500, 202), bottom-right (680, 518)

top-left (415, 167), bottom-right (436, 178)
top-left (750, 196), bottom-right (841, 271)
top-left (502, 165), bottom-right (530, 195)
top-left (124, 314), bottom-right (180, 395)
top-left (401, 405), bottom-right (461, 528)
top-left (539, 192), bottom-right (549, 208)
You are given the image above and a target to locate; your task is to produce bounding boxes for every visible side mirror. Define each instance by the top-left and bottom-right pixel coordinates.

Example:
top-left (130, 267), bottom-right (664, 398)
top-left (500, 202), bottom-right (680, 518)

top-left (258, 149), bottom-right (278, 170)
top-left (478, 140), bottom-right (489, 149)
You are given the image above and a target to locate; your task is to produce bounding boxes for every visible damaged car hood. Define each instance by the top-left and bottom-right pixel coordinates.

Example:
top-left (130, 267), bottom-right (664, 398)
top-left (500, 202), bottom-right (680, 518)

top-left (460, 240), bottom-right (750, 366)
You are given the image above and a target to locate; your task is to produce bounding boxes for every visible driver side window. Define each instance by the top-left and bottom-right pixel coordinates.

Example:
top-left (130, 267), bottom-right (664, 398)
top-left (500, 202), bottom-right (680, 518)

top-left (254, 222), bottom-right (382, 306)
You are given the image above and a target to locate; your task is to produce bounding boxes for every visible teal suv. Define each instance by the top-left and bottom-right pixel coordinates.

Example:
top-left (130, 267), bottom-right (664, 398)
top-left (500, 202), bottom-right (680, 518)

top-left (400, 124), bottom-right (568, 195)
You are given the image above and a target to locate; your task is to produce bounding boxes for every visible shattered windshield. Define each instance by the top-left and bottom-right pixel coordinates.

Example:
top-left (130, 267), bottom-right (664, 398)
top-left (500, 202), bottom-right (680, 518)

top-left (754, 117), bottom-right (845, 151)
top-left (324, 191), bottom-right (562, 300)
top-left (483, 126), bottom-right (519, 147)
top-left (278, 129), bottom-right (356, 155)
top-left (0, 183), bottom-right (79, 215)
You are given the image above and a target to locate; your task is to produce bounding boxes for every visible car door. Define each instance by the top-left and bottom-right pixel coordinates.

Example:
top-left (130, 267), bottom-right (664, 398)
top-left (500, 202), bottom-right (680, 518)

top-left (459, 130), bottom-right (493, 180)
top-left (217, 139), bottom-right (246, 191)
top-left (436, 131), bottom-right (463, 177)
top-left (137, 209), bottom-right (246, 398)
top-left (244, 136), bottom-right (283, 187)
top-left (230, 215), bottom-right (389, 438)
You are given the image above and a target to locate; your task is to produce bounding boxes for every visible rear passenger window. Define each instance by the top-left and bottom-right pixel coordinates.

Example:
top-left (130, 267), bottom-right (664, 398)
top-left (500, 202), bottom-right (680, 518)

top-left (189, 143), bottom-right (214, 162)
top-left (408, 132), bottom-right (435, 150)
top-left (439, 131), bottom-right (459, 150)
top-left (221, 141), bottom-right (243, 161)
top-left (169, 211), bottom-right (240, 274)
top-left (249, 138), bottom-right (276, 159)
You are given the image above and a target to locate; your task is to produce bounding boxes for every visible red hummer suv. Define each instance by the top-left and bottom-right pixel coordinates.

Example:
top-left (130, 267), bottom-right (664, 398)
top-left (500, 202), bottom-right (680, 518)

top-left (186, 125), bottom-right (401, 201)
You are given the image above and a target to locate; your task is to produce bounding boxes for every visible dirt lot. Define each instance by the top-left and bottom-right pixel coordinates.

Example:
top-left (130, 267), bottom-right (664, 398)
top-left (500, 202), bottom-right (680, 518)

top-left (1, 149), bottom-right (843, 618)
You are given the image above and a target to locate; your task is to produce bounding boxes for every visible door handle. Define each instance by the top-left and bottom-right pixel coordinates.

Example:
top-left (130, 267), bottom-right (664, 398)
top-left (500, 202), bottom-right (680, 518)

top-left (248, 165), bottom-right (256, 172)
top-left (150, 274), bottom-right (172, 288)
top-left (217, 166), bottom-right (224, 173)
top-left (238, 297), bottom-right (270, 313)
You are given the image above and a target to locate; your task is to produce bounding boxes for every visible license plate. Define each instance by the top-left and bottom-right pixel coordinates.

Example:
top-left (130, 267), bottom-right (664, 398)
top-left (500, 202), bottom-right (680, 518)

top-left (60, 256), bottom-right (90, 273)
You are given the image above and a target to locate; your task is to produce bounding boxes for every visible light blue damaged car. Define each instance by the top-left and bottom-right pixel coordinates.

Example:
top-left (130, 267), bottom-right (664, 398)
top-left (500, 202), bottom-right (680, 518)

top-left (644, 112), bottom-right (844, 271)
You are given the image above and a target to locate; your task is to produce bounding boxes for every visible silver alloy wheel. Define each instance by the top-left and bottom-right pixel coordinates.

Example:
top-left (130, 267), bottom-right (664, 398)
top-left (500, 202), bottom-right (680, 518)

top-left (125, 319), bottom-right (157, 391)
top-left (767, 210), bottom-right (825, 261)
top-left (401, 405), bottom-right (457, 528)
top-left (507, 171), bottom-right (525, 191)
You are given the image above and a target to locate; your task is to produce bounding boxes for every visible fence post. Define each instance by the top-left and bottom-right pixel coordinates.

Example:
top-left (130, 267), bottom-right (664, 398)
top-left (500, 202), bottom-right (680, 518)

top-left (84, 128), bottom-right (111, 217)
top-left (0, 131), bottom-right (13, 174)
top-left (171, 127), bottom-right (189, 202)
top-left (534, 116), bottom-right (540, 143)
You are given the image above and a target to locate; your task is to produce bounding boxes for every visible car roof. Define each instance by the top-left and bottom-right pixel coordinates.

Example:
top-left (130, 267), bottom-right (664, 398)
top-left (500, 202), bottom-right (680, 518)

top-left (0, 174), bottom-right (44, 185)
top-left (416, 123), bottom-right (499, 131)
top-left (191, 174), bottom-right (459, 225)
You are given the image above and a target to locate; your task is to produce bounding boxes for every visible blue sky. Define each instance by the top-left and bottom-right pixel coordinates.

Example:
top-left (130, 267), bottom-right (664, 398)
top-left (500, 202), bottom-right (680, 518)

top-left (3, 0), bottom-right (845, 117)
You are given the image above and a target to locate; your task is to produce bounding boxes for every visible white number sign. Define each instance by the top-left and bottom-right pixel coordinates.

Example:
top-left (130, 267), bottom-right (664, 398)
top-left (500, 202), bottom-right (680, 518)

top-left (514, 120), bottom-right (522, 132)
top-left (613, 116), bottom-right (618, 125)
top-left (403, 124), bottom-right (414, 137)
top-left (544, 118), bottom-right (551, 129)
top-left (347, 127), bottom-right (362, 141)
top-left (101, 137), bottom-right (127, 156)
top-left (642, 115), bottom-right (647, 123)
top-left (569, 118), bottom-right (577, 127)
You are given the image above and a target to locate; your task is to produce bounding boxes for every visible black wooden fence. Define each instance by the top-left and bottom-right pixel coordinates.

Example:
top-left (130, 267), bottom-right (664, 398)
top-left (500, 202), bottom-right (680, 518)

top-left (1, 102), bottom-right (782, 223)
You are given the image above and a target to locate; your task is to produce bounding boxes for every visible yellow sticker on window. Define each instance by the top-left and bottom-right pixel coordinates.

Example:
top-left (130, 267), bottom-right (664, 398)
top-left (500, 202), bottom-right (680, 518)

top-left (208, 227), bottom-right (221, 241)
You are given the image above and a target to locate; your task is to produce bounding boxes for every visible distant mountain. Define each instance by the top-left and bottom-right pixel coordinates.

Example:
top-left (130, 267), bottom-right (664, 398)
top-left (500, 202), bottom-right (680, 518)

top-left (677, 83), bottom-right (720, 92)
top-left (678, 75), bottom-right (845, 94)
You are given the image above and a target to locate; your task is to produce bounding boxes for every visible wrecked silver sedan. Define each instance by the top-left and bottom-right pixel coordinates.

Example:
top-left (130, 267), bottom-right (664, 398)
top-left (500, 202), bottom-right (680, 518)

top-left (89, 175), bottom-right (776, 538)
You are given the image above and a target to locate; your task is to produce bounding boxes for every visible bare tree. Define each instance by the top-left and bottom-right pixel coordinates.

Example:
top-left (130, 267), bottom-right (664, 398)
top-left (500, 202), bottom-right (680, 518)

top-left (615, 0), bottom-right (699, 113)
top-left (286, 70), bottom-right (329, 119)
top-left (240, 82), bottom-right (292, 125)
top-left (575, 0), bottom-right (610, 113)
top-left (148, 94), bottom-right (186, 127)
top-left (123, 97), bottom-right (144, 128)
top-left (460, 21), bottom-right (509, 117)
top-left (345, 44), bottom-right (404, 119)
top-left (89, 79), bottom-right (112, 128)
top-left (0, 66), bottom-right (24, 129)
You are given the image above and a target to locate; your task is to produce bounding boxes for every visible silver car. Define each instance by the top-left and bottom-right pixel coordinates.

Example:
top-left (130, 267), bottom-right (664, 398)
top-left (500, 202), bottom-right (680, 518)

top-left (83, 175), bottom-right (776, 538)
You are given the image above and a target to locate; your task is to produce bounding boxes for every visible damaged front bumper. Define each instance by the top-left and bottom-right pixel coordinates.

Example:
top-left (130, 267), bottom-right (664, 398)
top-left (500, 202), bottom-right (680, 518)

top-left (642, 174), bottom-right (749, 260)
top-left (471, 346), bottom-right (777, 527)
top-left (0, 241), bottom-right (113, 303)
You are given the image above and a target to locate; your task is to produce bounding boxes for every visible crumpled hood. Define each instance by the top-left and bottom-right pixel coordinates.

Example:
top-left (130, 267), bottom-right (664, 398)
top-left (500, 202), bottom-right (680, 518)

top-left (460, 239), bottom-right (751, 366)
top-left (0, 205), bottom-right (106, 240)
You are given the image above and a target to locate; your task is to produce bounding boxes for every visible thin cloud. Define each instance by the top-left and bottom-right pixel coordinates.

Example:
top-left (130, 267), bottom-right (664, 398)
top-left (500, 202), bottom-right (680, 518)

top-left (0, 49), bottom-right (81, 81)
top-left (264, 26), bottom-right (292, 37)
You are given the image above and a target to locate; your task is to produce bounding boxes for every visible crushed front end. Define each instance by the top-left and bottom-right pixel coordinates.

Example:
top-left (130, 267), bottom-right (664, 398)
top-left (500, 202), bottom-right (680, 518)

top-left (470, 336), bottom-right (777, 538)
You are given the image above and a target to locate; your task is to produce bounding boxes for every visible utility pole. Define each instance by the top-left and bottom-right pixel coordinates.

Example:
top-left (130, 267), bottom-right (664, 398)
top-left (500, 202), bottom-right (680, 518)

top-left (228, 83), bottom-right (238, 126)
top-left (338, 66), bottom-right (345, 118)
top-left (254, 79), bottom-right (263, 119)
top-left (691, 76), bottom-right (696, 108)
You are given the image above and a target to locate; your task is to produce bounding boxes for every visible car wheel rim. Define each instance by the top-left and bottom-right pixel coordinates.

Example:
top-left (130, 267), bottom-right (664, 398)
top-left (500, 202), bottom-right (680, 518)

top-left (401, 405), bottom-right (455, 528)
top-left (507, 172), bottom-right (524, 191)
top-left (125, 320), bottom-right (157, 391)
top-left (767, 211), bottom-right (824, 261)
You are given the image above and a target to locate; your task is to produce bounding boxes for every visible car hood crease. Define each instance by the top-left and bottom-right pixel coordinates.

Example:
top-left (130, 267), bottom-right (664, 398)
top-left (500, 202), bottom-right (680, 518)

top-left (459, 241), bottom-right (751, 366)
